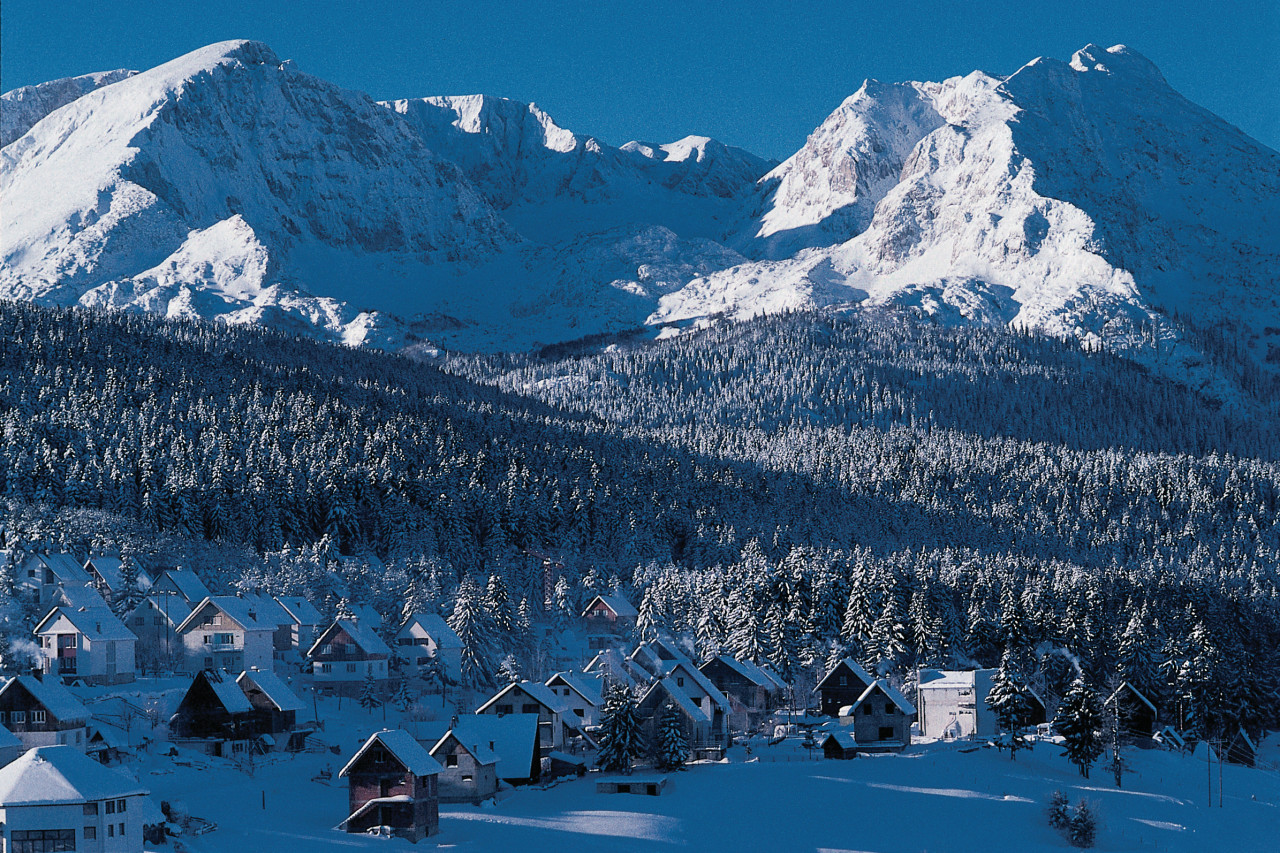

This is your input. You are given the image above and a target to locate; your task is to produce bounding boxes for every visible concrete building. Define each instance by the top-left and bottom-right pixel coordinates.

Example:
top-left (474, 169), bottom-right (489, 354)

top-left (174, 596), bottom-right (274, 674)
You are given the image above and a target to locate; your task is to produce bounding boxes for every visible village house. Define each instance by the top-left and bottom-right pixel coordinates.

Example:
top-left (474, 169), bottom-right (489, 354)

top-left (821, 729), bottom-right (859, 760)
top-left (636, 678), bottom-right (726, 758)
top-left (1104, 681), bottom-right (1159, 738)
top-left (815, 657), bottom-right (875, 719)
top-left (394, 613), bottom-right (463, 684)
top-left (425, 719), bottom-right (501, 803)
top-left (151, 569), bottom-right (211, 606)
top-left (0, 745), bottom-right (152, 853)
top-left (475, 681), bottom-right (590, 752)
top-left (307, 618), bottom-right (393, 693)
top-left (34, 605), bottom-right (137, 685)
top-left (917, 668), bottom-right (995, 739)
top-left (583, 649), bottom-right (638, 689)
top-left (273, 595), bottom-right (324, 656)
top-left (124, 593), bottom-right (192, 674)
top-left (83, 554), bottom-right (151, 606)
top-left (84, 696), bottom-right (152, 765)
top-left (236, 668), bottom-right (307, 749)
top-left (15, 552), bottom-right (93, 606)
top-left (838, 679), bottom-right (915, 752)
top-left (0, 724), bottom-right (21, 768)
top-left (339, 729), bottom-right (442, 843)
top-left (0, 676), bottom-right (90, 753)
top-left (175, 596), bottom-right (274, 674)
top-left (580, 595), bottom-right (639, 649)
top-left (699, 654), bottom-right (786, 731)
top-left (544, 671), bottom-right (606, 726)
top-left (169, 669), bottom-right (257, 756)
top-left (416, 713), bottom-right (543, 787)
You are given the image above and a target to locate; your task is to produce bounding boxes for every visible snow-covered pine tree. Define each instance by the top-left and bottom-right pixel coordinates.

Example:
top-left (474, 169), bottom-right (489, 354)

top-left (596, 683), bottom-right (643, 773)
top-left (115, 553), bottom-right (144, 615)
top-left (1047, 790), bottom-right (1071, 832)
top-left (654, 702), bottom-right (689, 771)
top-left (485, 572), bottom-right (514, 637)
top-left (497, 654), bottom-right (521, 685)
top-left (448, 574), bottom-right (498, 691)
top-left (986, 650), bottom-right (1032, 759)
top-left (1054, 678), bottom-right (1103, 778)
top-left (391, 676), bottom-right (412, 712)
top-left (358, 673), bottom-right (382, 712)
top-left (1068, 799), bottom-right (1097, 848)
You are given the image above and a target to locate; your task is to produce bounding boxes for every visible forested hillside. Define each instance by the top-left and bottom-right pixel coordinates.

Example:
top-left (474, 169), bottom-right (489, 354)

top-left (0, 302), bottom-right (1276, 740)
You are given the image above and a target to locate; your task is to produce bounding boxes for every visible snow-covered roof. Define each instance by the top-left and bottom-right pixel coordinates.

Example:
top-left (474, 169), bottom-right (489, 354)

top-left (581, 594), bottom-right (638, 619)
top-left (0, 745), bottom-right (148, 805)
top-left (917, 669), bottom-right (986, 689)
top-left (477, 680), bottom-right (570, 715)
top-left (416, 714), bottom-right (539, 779)
top-left (35, 605), bottom-right (137, 642)
top-left (851, 679), bottom-right (917, 716)
top-left (54, 583), bottom-right (112, 612)
top-left (158, 570), bottom-right (211, 603)
top-left (307, 618), bottom-right (392, 658)
top-left (174, 596), bottom-right (270, 634)
top-left (274, 595), bottom-right (322, 626)
top-left (816, 657), bottom-right (875, 691)
top-left (399, 613), bottom-right (463, 649)
top-left (0, 676), bottom-right (89, 723)
top-left (348, 603), bottom-right (384, 626)
top-left (194, 670), bottom-right (254, 715)
top-left (706, 655), bottom-right (779, 690)
top-left (340, 729), bottom-right (442, 778)
top-left (340, 795), bottom-right (413, 827)
top-left (31, 553), bottom-right (92, 585)
top-left (822, 730), bottom-right (858, 750)
top-left (546, 671), bottom-right (605, 707)
top-left (545, 750), bottom-right (586, 766)
top-left (428, 730), bottom-right (500, 765)
top-left (241, 593), bottom-right (293, 628)
top-left (1105, 681), bottom-right (1158, 715)
top-left (0, 722), bottom-right (20, 749)
top-left (664, 660), bottom-right (731, 710)
top-left (127, 593), bottom-right (193, 627)
top-left (584, 650), bottom-right (637, 687)
top-left (237, 669), bottom-right (305, 713)
top-left (85, 556), bottom-right (151, 594)
top-left (647, 678), bottom-right (711, 723)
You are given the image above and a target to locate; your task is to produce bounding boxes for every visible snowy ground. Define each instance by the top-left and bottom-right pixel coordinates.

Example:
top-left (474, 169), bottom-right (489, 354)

top-left (125, 692), bottom-right (1279, 853)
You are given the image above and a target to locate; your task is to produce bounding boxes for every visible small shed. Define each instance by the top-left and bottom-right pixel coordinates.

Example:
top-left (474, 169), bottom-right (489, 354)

top-left (821, 730), bottom-right (858, 760)
top-left (596, 774), bottom-right (668, 796)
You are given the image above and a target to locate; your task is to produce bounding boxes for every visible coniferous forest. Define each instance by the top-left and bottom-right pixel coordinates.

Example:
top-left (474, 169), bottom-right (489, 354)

top-left (0, 301), bottom-right (1276, 743)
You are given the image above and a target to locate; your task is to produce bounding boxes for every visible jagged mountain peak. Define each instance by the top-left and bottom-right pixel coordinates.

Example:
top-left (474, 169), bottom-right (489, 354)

top-left (2, 68), bottom-right (138, 147)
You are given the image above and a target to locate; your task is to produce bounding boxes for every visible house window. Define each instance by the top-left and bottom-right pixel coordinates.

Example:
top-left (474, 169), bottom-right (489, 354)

top-left (135, 616), bottom-right (147, 625)
top-left (117, 799), bottom-right (127, 812)
top-left (11, 829), bottom-right (76, 852)
top-left (154, 616), bottom-right (164, 626)
top-left (617, 784), bottom-right (630, 793)
top-left (446, 755), bottom-right (458, 767)
top-left (886, 703), bottom-right (894, 715)
top-left (119, 823), bottom-right (125, 836)
top-left (462, 774), bottom-right (473, 782)
top-left (495, 704), bottom-right (513, 715)
top-left (863, 705), bottom-right (873, 716)
top-left (32, 710), bottom-right (46, 724)
top-left (677, 677), bottom-right (684, 687)
top-left (11, 710), bottom-right (25, 723)
top-left (108, 824), bottom-right (115, 837)
top-left (213, 614), bottom-right (223, 626)
top-left (321, 663), bottom-right (332, 673)
top-left (85, 826), bottom-right (97, 840)
top-left (575, 708), bottom-right (585, 716)
top-left (84, 803), bottom-right (99, 816)
top-left (107, 800), bottom-right (116, 814)
top-left (521, 703), bottom-right (540, 714)
top-left (880, 726), bottom-right (895, 740)
top-left (213, 633), bottom-right (234, 645)
top-left (346, 663), bottom-right (358, 673)
top-left (838, 676), bottom-right (847, 687)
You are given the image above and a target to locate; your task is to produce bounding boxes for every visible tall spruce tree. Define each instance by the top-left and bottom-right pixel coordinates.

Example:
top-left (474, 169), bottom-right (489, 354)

top-left (654, 702), bottom-right (690, 771)
top-left (597, 683), bottom-right (643, 774)
top-left (448, 575), bottom-right (498, 691)
top-left (1055, 678), bottom-right (1104, 778)
top-left (987, 650), bottom-right (1033, 759)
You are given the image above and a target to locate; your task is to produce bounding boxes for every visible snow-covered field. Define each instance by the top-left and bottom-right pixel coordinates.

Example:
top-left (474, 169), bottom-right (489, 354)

top-left (121, 684), bottom-right (1277, 853)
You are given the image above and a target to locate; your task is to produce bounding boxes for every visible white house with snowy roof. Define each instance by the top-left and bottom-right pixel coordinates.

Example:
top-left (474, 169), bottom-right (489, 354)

top-left (34, 605), bottom-right (137, 685)
top-left (15, 553), bottom-right (92, 606)
top-left (0, 745), bottom-right (152, 852)
top-left (174, 596), bottom-right (274, 673)
top-left (123, 593), bottom-right (192, 674)
top-left (307, 618), bottom-right (392, 691)
top-left (475, 681), bottom-right (593, 751)
top-left (837, 678), bottom-right (916, 751)
top-left (544, 671), bottom-right (606, 726)
top-left (394, 613), bottom-right (463, 684)
top-left (273, 595), bottom-right (323, 654)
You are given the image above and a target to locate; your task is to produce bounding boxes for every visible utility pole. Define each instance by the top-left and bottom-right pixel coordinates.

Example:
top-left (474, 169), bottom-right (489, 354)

top-left (1206, 736), bottom-right (1213, 807)
top-left (1219, 738), bottom-right (1223, 808)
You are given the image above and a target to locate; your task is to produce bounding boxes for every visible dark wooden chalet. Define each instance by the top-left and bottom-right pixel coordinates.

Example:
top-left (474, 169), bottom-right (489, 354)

top-left (1105, 681), bottom-right (1158, 737)
top-left (814, 657), bottom-right (875, 719)
top-left (169, 670), bottom-right (255, 751)
top-left (699, 654), bottom-right (785, 730)
top-left (236, 668), bottom-right (306, 749)
top-left (0, 674), bottom-right (90, 751)
top-left (339, 729), bottom-right (442, 843)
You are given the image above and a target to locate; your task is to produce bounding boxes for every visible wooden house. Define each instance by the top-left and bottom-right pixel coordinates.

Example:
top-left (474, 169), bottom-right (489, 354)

top-left (339, 729), bottom-right (442, 843)
top-left (236, 668), bottom-right (306, 748)
top-left (1104, 681), bottom-right (1158, 738)
top-left (0, 675), bottom-right (89, 752)
top-left (581, 595), bottom-right (639, 649)
top-left (124, 593), bottom-right (192, 674)
top-left (174, 596), bottom-right (274, 674)
top-left (168, 669), bottom-right (256, 755)
top-left (425, 721), bottom-right (501, 803)
top-left (34, 604), bottom-right (137, 685)
top-left (307, 618), bottom-right (393, 693)
top-left (815, 657), bottom-right (875, 719)
top-left (0, 745), bottom-right (151, 853)
top-left (699, 654), bottom-right (785, 731)
top-left (838, 679), bottom-right (915, 752)
top-left (394, 613), bottom-right (463, 684)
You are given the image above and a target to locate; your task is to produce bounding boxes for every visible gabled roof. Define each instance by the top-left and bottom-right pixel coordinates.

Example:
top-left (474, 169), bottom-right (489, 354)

top-left (1105, 681), bottom-right (1158, 715)
top-left (850, 679), bottom-right (917, 717)
top-left (581, 594), bottom-right (639, 619)
top-left (0, 676), bottom-right (89, 723)
top-left (188, 669), bottom-right (254, 715)
top-left (0, 722), bottom-right (20, 750)
top-left (85, 556), bottom-right (152, 594)
top-left (476, 680), bottom-right (569, 715)
top-left (241, 593), bottom-right (293, 628)
top-left (662, 660), bottom-right (731, 710)
top-left (428, 730), bottom-right (500, 765)
top-left (157, 570), bottom-right (211, 604)
top-left (26, 553), bottom-right (92, 585)
top-left (35, 605), bottom-right (137, 643)
top-left (415, 714), bottom-right (539, 780)
top-left (399, 613), bottom-right (463, 649)
top-left (274, 595), bottom-right (322, 626)
top-left (348, 603), bottom-right (384, 626)
top-left (644, 678), bottom-right (710, 723)
top-left (815, 657), bottom-right (875, 692)
top-left (546, 671), bottom-right (605, 707)
top-left (584, 650), bottom-right (637, 687)
top-left (821, 730), bottom-right (858, 750)
top-left (705, 655), bottom-right (777, 689)
top-left (54, 583), bottom-right (113, 612)
top-left (307, 619), bottom-right (392, 659)
top-left (126, 593), bottom-right (192, 627)
top-left (0, 745), bottom-right (148, 805)
top-left (237, 669), bottom-right (305, 713)
top-left (340, 729), bottom-right (442, 778)
top-left (175, 596), bottom-right (271, 634)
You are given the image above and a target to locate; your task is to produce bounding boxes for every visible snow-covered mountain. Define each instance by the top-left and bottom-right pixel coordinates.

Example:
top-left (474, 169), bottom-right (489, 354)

top-left (660, 45), bottom-right (1280, 392)
top-left (3, 40), bottom-right (1276, 380)
top-left (1, 68), bottom-right (137, 147)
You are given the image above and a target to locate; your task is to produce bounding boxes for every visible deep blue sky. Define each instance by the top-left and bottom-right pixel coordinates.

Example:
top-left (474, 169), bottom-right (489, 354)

top-left (3, 0), bottom-right (1276, 159)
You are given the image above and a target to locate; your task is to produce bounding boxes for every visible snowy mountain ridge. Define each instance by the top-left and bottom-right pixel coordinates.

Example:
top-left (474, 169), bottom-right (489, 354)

top-left (2, 40), bottom-right (1277, 388)
top-left (0, 67), bottom-right (138, 147)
